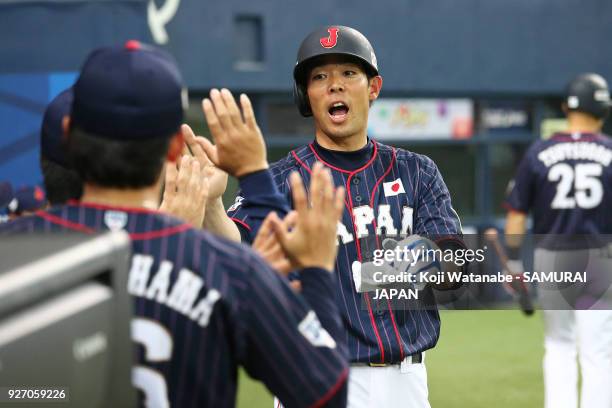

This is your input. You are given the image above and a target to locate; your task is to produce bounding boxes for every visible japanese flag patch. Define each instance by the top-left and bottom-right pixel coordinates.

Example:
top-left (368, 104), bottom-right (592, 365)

top-left (383, 178), bottom-right (405, 197)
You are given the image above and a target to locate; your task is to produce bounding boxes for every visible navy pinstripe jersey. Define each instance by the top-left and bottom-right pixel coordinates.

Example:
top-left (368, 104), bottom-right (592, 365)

top-left (505, 132), bottom-right (612, 237)
top-left (228, 140), bottom-right (463, 364)
top-left (1, 202), bottom-right (348, 407)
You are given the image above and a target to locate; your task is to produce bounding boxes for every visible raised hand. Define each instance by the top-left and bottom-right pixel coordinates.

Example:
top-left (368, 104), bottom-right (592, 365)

top-left (253, 211), bottom-right (297, 276)
top-left (200, 88), bottom-right (268, 178)
top-left (181, 124), bottom-right (228, 201)
top-left (268, 163), bottom-right (345, 272)
top-left (159, 155), bottom-right (209, 227)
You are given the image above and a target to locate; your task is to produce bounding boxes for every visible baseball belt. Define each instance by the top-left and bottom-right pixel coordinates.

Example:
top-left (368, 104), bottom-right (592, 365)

top-left (352, 352), bottom-right (423, 367)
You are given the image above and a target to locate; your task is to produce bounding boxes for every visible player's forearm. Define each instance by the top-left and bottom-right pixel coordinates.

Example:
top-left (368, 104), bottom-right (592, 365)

top-left (202, 197), bottom-right (241, 242)
top-left (228, 170), bottom-right (291, 243)
top-left (431, 263), bottom-right (464, 291)
top-left (505, 210), bottom-right (527, 252)
top-left (432, 238), bottom-right (466, 291)
top-left (240, 171), bottom-right (290, 230)
top-left (299, 267), bottom-right (345, 344)
top-left (294, 268), bottom-right (349, 406)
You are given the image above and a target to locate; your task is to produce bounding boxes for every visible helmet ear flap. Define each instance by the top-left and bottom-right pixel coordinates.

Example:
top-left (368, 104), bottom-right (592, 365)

top-left (293, 81), bottom-right (312, 117)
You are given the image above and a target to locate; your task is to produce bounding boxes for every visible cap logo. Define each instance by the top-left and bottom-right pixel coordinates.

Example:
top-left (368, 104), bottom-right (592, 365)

top-left (7, 198), bottom-right (17, 213)
top-left (567, 96), bottom-right (579, 109)
top-left (594, 89), bottom-right (610, 102)
top-left (320, 27), bottom-right (339, 49)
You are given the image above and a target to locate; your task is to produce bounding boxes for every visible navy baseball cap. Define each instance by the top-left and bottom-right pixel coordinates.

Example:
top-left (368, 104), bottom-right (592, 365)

top-left (71, 40), bottom-right (187, 140)
top-left (0, 181), bottom-right (13, 209)
top-left (41, 88), bottom-right (73, 166)
top-left (8, 186), bottom-right (46, 214)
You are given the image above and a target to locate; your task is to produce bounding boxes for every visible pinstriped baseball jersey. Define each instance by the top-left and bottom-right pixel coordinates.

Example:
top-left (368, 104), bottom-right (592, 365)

top-left (1, 202), bottom-right (348, 407)
top-left (505, 132), bottom-right (612, 238)
top-left (228, 140), bottom-right (463, 364)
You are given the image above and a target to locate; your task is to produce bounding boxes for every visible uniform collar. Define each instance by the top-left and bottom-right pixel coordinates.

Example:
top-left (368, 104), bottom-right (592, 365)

top-left (310, 138), bottom-right (376, 173)
top-left (550, 132), bottom-right (602, 142)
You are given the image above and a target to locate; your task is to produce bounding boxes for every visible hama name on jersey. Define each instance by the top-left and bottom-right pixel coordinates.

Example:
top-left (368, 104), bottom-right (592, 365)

top-left (228, 140), bottom-right (463, 365)
top-left (1, 203), bottom-right (348, 408)
top-left (127, 253), bottom-right (221, 327)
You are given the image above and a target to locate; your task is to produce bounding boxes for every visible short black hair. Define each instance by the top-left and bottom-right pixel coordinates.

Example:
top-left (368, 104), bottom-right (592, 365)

top-left (40, 155), bottom-right (83, 205)
top-left (66, 127), bottom-right (171, 189)
top-left (302, 54), bottom-right (377, 85)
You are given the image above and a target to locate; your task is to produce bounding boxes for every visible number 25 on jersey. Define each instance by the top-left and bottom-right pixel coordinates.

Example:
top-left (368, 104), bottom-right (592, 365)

top-left (548, 163), bottom-right (603, 209)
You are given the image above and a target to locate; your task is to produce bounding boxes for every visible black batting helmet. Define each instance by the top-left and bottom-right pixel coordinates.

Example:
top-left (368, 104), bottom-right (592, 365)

top-left (565, 73), bottom-right (611, 119)
top-left (293, 25), bottom-right (379, 117)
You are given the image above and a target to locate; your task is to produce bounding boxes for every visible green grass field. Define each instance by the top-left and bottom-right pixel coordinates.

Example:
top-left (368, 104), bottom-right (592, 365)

top-left (236, 310), bottom-right (545, 407)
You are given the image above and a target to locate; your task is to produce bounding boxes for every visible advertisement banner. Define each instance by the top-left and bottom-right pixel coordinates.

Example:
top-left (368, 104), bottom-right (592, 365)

top-left (368, 99), bottom-right (473, 140)
top-left (480, 100), bottom-right (531, 133)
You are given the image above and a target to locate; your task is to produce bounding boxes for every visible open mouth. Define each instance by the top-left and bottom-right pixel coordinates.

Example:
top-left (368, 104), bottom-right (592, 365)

top-left (328, 102), bottom-right (349, 123)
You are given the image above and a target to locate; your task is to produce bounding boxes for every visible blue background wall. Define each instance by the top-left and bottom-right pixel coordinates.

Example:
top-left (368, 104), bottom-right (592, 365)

top-left (0, 73), bottom-right (77, 186)
top-left (2, 0), bottom-right (612, 92)
top-left (2, 0), bottom-right (612, 186)
top-left (0, 0), bottom-right (146, 186)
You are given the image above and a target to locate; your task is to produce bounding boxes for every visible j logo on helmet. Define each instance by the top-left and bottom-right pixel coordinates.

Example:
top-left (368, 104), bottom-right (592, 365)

top-left (320, 27), bottom-right (339, 48)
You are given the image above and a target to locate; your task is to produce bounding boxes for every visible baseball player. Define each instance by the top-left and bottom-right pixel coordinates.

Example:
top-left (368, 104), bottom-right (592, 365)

top-left (0, 181), bottom-right (13, 223)
top-left (2, 41), bottom-right (350, 407)
top-left (40, 88), bottom-right (83, 205)
top-left (504, 73), bottom-right (612, 408)
top-left (5, 185), bottom-right (46, 218)
top-left (40, 88), bottom-right (214, 228)
top-left (211, 26), bottom-right (465, 407)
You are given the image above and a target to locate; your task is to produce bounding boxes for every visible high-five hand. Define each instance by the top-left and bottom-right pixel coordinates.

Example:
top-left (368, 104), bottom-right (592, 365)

top-left (159, 155), bottom-right (209, 227)
top-left (268, 162), bottom-right (345, 272)
top-left (253, 211), bottom-right (297, 276)
top-left (200, 88), bottom-right (268, 178)
top-left (181, 124), bottom-right (228, 201)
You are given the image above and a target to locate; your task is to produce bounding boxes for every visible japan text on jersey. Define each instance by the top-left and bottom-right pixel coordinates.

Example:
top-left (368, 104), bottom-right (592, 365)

top-left (228, 140), bottom-right (464, 364)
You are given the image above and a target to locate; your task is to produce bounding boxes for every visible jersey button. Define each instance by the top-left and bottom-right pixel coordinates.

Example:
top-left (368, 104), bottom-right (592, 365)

top-left (376, 310), bottom-right (385, 316)
top-left (355, 196), bottom-right (362, 203)
top-left (352, 177), bottom-right (361, 184)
